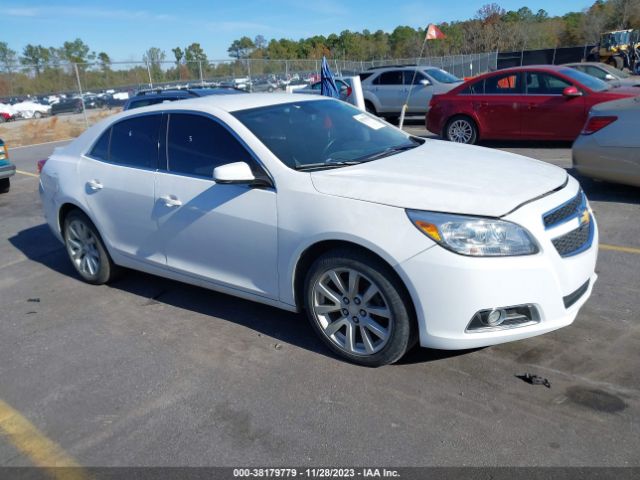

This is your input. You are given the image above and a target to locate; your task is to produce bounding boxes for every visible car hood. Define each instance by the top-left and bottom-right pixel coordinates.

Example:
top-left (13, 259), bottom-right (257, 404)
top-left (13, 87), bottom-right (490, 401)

top-left (310, 140), bottom-right (567, 217)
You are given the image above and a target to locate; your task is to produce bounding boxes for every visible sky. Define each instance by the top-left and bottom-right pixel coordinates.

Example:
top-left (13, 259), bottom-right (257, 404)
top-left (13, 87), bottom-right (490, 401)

top-left (2, 0), bottom-right (593, 61)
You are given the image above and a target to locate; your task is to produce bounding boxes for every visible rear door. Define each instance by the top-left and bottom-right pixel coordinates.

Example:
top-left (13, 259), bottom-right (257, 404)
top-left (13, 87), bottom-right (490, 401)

top-left (521, 71), bottom-right (586, 140)
top-left (80, 113), bottom-right (163, 264)
top-left (155, 112), bottom-right (279, 298)
top-left (474, 71), bottom-right (524, 139)
top-left (370, 70), bottom-right (404, 113)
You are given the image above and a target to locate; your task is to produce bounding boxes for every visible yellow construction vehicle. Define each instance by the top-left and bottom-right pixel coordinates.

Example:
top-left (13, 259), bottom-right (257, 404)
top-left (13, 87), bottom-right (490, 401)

top-left (595, 29), bottom-right (640, 73)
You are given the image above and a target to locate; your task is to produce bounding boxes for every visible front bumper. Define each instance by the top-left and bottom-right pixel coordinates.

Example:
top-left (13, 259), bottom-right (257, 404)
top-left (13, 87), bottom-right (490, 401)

top-left (398, 178), bottom-right (598, 350)
top-left (0, 162), bottom-right (16, 180)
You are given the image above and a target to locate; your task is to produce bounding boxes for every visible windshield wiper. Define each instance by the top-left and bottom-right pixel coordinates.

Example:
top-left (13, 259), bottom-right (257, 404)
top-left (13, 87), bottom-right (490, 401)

top-left (294, 161), bottom-right (363, 172)
top-left (355, 143), bottom-right (419, 162)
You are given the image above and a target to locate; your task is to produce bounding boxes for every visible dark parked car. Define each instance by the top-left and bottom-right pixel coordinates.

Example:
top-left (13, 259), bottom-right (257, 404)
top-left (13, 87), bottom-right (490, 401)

top-left (124, 87), bottom-right (245, 110)
top-left (51, 98), bottom-right (84, 115)
top-left (427, 65), bottom-right (639, 144)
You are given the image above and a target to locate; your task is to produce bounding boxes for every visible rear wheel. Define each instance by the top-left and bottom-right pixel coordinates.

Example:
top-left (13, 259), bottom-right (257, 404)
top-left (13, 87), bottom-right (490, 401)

top-left (63, 210), bottom-right (118, 284)
top-left (608, 56), bottom-right (624, 70)
top-left (304, 248), bottom-right (416, 367)
top-left (0, 178), bottom-right (10, 193)
top-left (445, 115), bottom-right (478, 144)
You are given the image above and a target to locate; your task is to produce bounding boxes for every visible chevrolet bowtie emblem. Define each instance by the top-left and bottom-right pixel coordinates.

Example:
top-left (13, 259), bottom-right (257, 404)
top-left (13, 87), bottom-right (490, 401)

top-left (580, 209), bottom-right (590, 225)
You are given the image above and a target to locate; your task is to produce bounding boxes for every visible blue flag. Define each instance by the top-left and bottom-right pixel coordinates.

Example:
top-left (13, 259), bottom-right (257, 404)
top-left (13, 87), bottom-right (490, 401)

top-left (320, 56), bottom-right (340, 99)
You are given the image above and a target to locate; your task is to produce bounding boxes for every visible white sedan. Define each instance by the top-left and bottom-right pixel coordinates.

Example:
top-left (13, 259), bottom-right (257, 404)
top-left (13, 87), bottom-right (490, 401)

top-left (39, 94), bottom-right (598, 366)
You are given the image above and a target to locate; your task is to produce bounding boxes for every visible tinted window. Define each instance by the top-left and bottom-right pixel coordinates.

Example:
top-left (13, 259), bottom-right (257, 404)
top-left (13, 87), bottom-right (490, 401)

top-left (110, 114), bottom-right (161, 169)
top-left (460, 80), bottom-right (484, 94)
top-left (403, 70), bottom-right (427, 85)
top-left (525, 72), bottom-right (572, 94)
top-left (90, 128), bottom-right (111, 161)
top-left (374, 71), bottom-right (404, 85)
top-left (559, 68), bottom-right (609, 91)
top-left (167, 113), bottom-right (251, 178)
top-left (484, 73), bottom-right (523, 94)
top-left (359, 72), bottom-right (374, 81)
top-left (586, 66), bottom-right (607, 80)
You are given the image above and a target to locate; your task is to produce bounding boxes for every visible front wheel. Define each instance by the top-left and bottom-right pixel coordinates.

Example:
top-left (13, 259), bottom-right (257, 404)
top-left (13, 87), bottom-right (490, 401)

top-left (63, 210), bottom-right (118, 284)
top-left (445, 116), bottom-right (478, 144)
top-left (304, 248), bottom-right (416, 367)
top-left (34, 111), bottom-right (42, 119)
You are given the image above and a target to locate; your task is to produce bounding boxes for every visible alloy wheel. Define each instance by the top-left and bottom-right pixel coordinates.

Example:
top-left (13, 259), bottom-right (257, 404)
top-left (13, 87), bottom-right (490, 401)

top-left (312, 268), bottom-right (393, 356)
top-left (66, 219), bottom-right (101, 277)
top-left (448, 119), bottom-right (474, 143)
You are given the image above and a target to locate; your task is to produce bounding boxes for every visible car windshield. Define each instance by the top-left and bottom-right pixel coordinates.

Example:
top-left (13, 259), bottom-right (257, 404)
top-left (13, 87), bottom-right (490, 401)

top-left (233, 100), bottom-right (422, 171)
top-left (424, 68), bottom-right (461, 84)
top-left (600, 63), bottom-right (630, 78)
top-left (559, 68), bottom-right (610, 92)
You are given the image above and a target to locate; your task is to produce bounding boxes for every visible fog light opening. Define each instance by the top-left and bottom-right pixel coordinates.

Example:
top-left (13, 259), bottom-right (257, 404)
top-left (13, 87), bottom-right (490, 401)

top-left (466, 304), bottom-right (540, 332)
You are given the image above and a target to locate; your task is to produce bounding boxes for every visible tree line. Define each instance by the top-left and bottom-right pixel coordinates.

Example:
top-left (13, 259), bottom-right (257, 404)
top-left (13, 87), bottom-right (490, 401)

top-left (1, 0), bottom-right (639, 97)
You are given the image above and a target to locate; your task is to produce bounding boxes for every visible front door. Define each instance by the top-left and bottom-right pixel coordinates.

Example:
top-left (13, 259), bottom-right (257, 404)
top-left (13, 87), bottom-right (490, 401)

top-left (403, 70), bottom-right (434, 114)
top-left (154, 112), bottom-right (279, 298)
top-left (522, 71), bottom-right (586, 139)
top-left (370, 70), bottom-right (404, 113)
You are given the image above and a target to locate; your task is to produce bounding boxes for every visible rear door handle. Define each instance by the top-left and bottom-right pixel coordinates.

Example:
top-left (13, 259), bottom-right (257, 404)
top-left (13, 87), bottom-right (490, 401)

top-left (159, 194), bottom-right (182, 207)
top-left (87, 179), bottom-right (103, 191)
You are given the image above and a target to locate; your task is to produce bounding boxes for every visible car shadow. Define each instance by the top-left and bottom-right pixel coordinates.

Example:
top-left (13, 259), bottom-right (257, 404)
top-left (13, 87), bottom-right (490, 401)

top-left (9, 223), bottom-right (466, 367)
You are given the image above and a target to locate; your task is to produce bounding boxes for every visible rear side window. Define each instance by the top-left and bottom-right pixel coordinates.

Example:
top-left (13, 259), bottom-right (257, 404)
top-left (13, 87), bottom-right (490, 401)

top-left (484, 73), bottom-right (523, 94)
top-left (109, 114), bottom-right (161, 169)
top-left (89, 128), bottom-right (111, 161)
top-left (359, 72), bottom-right (373, 81)
top-left (460, 80), bottom-right (484, 94)
top-left (166, 113), bottom-right (251, 178)
top-left (373, 71), bottom-right (404, 85)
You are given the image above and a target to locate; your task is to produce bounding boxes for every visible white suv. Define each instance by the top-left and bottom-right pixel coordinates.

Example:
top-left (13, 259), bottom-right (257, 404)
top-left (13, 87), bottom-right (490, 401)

top-left (39, 94), bottom-right (597, 366)
top-left (360, 66), bottom-right (463, 121)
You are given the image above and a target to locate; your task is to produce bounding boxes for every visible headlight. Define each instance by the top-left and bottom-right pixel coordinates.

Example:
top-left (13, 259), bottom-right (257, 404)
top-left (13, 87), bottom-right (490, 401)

top-left (407, 210), bottom-right (539, 257)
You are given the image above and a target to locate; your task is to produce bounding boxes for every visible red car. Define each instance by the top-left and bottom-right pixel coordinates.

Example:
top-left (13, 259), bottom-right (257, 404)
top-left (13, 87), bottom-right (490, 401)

top-left (426, 65), bottom-right (639, 144)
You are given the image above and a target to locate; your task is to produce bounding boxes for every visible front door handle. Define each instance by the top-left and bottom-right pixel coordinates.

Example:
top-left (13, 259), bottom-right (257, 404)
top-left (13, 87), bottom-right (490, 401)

top-left (87, 179), bottom-right (103, 191)
top-left (159, 194), bottom-right (182, 208)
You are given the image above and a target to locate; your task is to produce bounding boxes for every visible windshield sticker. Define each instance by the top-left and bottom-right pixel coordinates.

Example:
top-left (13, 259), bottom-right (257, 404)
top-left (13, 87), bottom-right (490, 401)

top-left (353, 113), bottom-right (385, 130)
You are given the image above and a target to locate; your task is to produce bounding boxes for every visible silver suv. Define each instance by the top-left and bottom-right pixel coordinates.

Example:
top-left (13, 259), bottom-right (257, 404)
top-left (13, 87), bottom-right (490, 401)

top-left (360, 66), bottom-right (463, 121)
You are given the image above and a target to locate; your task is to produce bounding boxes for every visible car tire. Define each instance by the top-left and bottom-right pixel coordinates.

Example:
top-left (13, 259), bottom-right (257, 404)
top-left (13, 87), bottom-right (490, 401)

top-left (609, 56), bottom-right (624, 70)
top-left (384, 115), bottom-right (399, 125)
top-left (445, 115), bottom-right (478, 144)
top-left (364, 101), bottom-right (377, 116)
top-left (0, 178), bottom-right (10, 193)
top-left (304, 247), bottom-right (417, 367)
top-left (63, 209), bottom-right (119, 285)
top-left (34, 111), bottom-right (42, 119)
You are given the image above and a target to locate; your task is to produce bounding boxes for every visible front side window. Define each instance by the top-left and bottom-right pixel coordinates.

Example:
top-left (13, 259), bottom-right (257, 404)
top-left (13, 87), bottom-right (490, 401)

top-left (559, 68), bottom-right (610, 91)
top-left (484, 73), bottom-right (523, 94)
top-left (525, 72), bottom-right (572, 95)
top-left (166, 113), bottom-right (252, 178)
top-left (586, 66), bottom-right (608, 80)
top-left (403, 70), bottom-right (427, 85)
top-left (109, 114), bottom-right (161, 169)
top-left (460, 80), bottom-right (483, 94)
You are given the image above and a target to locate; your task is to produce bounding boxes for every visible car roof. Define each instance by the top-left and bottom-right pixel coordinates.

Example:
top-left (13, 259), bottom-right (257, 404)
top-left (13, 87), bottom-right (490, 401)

top-left (123, 93), bottom-right (325, 115)
top-left (563, 62), bottom-right (609, 68)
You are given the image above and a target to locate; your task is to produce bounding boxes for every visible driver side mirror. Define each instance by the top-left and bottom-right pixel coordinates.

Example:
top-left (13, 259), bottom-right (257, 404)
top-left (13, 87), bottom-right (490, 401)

top-left (563, 86), bottom-right (583, 98)
top-left (419, 79), bottom-right (432, 86)
top-left (604, 73), bottom-right (616, 81)
top-left (213, 162), bottom-right (256, 184)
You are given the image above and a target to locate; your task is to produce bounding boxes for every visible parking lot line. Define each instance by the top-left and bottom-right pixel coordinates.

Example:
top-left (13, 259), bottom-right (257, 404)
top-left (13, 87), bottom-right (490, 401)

top-left (0, 398), bottom-right (86, 477)
top-left (15, 170), bottom-right (39, 178)
top-left (600, 243), bottom-right (640, 255)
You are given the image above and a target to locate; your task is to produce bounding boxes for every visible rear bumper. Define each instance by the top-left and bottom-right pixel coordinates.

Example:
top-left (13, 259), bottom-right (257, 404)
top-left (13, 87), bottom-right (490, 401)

top-left (0, 162), bottom-right (16, 180)
top-left (573, 134), bottom-right (640, 187)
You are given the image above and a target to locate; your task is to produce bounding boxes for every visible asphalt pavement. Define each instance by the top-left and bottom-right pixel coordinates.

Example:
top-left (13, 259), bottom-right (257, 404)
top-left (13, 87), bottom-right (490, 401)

top-left (0, 133), bottom-right (638, 467)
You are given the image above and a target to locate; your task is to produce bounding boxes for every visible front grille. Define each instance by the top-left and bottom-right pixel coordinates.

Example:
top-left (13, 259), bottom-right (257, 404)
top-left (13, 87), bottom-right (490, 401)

top-left (563, 280), bottom-right (590, 309)
top-left (543, 192), bottom-right (582, 229)
top-left (552, 220), bottom-right (592, 257)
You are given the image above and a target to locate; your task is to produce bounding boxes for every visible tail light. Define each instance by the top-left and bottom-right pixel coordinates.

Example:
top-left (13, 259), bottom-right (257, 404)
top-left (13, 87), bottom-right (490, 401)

top-left (2, 143), bottom-right (8, 160)
top-left (37, 158), bottom-right (48, 174)
top-left (581, 116), bottom-right (617, 135)
top-left (429, 95), bottom-right (438, 109)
